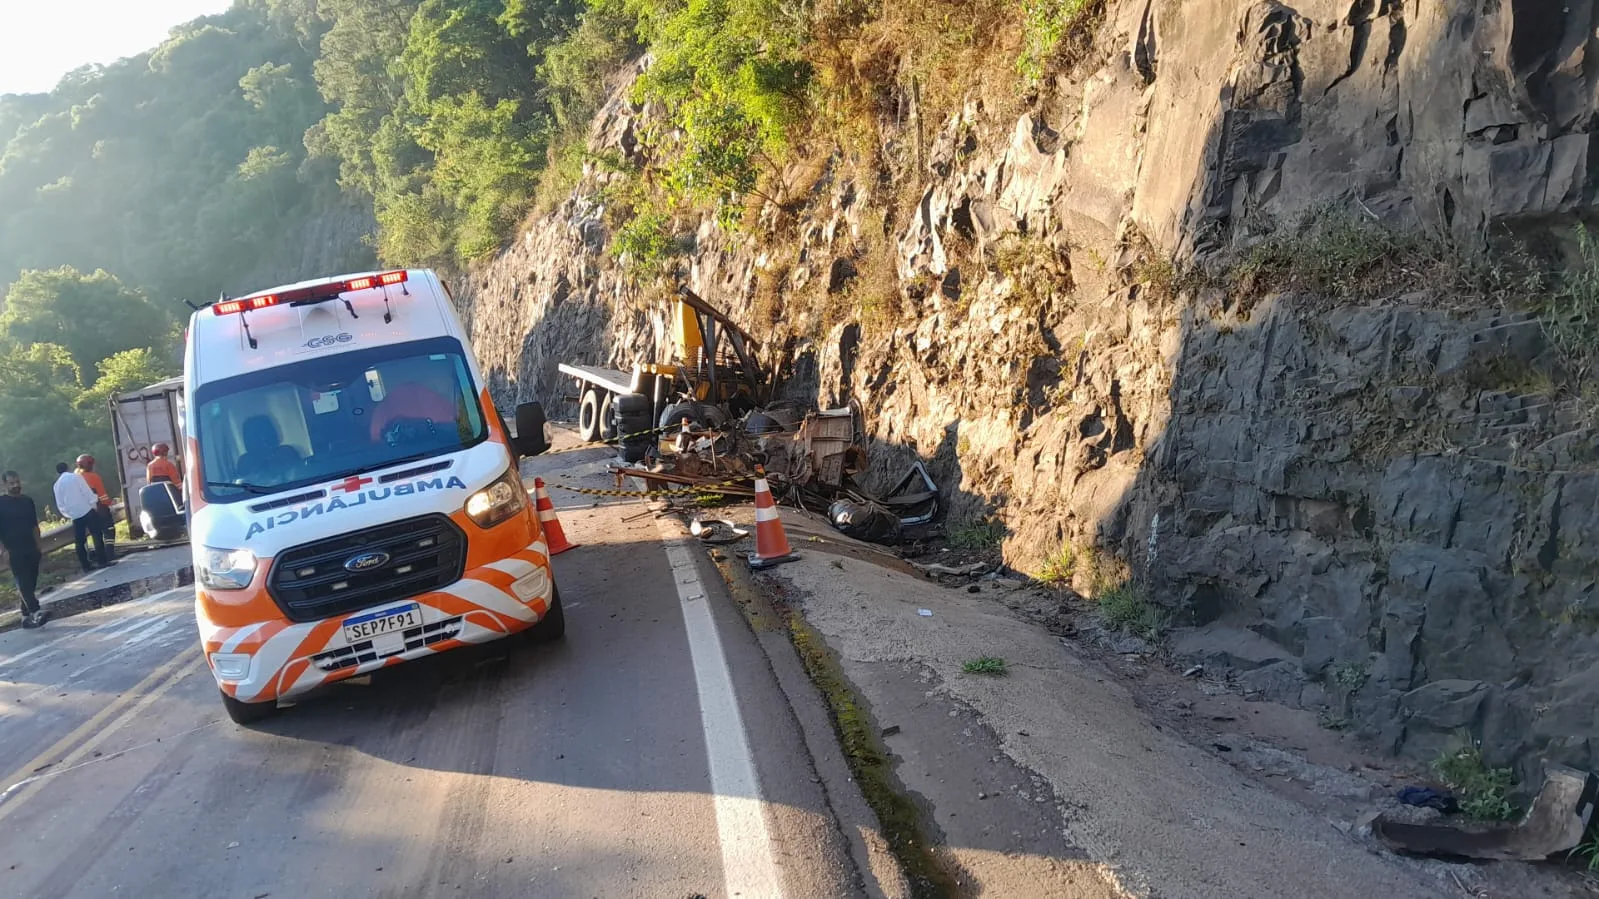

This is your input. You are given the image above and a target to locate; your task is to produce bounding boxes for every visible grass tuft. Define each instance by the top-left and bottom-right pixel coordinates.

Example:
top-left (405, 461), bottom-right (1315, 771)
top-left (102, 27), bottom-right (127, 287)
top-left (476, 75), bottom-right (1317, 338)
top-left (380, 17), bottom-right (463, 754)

top-left (947, 516), bottom-right (1006, 552)
top-left (1094, 579), bottom-right (1168, 640)
top-left (1540, 223), bottom-right (1599, 381)
top-left (962, 656), bottom-right (1008, 676)
top-left (1035, 543), bottom-right (1076, 587)
top-left (1570, 826), bottom-right (1599, 871)
top-left (1220, 210), bottom-right (1542, 306)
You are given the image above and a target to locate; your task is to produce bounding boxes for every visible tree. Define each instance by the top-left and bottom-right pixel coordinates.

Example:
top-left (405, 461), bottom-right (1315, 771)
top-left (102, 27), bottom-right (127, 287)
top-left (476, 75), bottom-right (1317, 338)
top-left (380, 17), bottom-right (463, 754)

top-left (0, 2), bottom-right (368, 307)
top-left (76, 349), bottom-right (179, 433)
top-left (0, 268), bottom-right (174, 374)
top-left (0, 343), bottom-right (95, 514)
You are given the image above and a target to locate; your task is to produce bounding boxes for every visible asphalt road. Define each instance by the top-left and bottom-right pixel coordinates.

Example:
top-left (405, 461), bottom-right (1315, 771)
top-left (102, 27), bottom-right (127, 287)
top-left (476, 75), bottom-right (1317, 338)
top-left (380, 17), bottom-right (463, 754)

top-left (0, 445), bottom-right (872, 898)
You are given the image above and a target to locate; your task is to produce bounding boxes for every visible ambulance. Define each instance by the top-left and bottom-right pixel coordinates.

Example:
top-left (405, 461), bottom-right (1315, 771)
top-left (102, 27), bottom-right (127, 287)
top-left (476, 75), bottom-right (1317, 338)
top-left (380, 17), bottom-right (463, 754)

top-left (183, 268), bottom-right (558, 724)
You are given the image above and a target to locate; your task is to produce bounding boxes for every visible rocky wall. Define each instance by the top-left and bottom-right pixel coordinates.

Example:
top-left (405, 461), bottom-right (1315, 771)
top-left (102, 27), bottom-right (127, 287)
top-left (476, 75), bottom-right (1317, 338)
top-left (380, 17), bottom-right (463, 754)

top-left (457, 0), bottom-right (1599, 778)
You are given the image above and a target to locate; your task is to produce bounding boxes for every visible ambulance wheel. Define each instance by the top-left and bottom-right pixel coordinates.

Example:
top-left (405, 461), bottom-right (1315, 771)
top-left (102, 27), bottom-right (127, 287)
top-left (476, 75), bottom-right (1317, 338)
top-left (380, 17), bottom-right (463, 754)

top-left (526, 587), bottom-right (566, 644)
top-left (577, 389), bottom-right (602, 442)
top-left (220, 689), bottom-right (279, 726)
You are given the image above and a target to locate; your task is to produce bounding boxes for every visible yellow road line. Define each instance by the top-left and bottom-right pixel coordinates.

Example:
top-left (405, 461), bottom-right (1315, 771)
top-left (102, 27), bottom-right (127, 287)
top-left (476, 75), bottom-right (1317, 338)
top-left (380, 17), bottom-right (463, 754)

top-left (0, 647), bottom-right (202, 823)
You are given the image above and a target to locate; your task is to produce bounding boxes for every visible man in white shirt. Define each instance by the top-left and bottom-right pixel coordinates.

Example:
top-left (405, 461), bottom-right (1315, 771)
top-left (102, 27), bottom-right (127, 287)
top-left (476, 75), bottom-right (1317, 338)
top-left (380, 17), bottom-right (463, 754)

top-left (54, 461), bottom-right (109, 573)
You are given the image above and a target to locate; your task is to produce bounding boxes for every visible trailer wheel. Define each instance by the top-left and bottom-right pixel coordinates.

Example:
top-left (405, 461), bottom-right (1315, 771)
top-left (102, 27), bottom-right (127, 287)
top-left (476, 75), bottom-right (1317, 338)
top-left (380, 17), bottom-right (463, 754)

top-left (577, 389), bottom-right (602, 442)
top-left (597, 391), bottom-right (617, 440)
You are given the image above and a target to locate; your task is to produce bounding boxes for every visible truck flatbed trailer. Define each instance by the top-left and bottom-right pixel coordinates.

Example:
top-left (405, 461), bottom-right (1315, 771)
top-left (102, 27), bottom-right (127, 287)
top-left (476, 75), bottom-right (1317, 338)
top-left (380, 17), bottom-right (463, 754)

top-left (556, 363), bottom-right (634, 398)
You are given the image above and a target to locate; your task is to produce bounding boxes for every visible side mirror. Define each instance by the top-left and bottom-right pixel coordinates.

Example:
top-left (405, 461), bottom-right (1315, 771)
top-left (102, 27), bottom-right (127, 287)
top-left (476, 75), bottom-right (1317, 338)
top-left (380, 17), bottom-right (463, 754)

top-left (511, 401), bottom-right (550, 457)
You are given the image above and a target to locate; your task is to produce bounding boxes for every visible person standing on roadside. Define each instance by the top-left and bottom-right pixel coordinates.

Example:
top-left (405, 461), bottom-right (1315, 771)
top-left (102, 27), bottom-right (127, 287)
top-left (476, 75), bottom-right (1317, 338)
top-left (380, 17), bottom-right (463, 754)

top-left (55, 462), bottom-right (108, 573)
top-left (146, 443), bottom-right (180, 485)
top-left (0, 471), bottom-right (48, 628)
top-left (75, 454), bottom-right (117, 563)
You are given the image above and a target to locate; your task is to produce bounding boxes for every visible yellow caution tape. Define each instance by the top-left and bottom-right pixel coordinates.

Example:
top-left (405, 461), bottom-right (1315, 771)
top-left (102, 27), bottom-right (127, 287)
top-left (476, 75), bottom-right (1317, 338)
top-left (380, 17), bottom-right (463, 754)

top-left (547, 474), bottom-right (751, 498)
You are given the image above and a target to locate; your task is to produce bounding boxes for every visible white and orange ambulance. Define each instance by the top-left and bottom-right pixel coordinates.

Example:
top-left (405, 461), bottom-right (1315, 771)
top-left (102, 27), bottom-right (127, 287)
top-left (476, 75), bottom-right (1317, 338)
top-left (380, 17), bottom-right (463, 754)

top-left (183, 268), bottom-right (558, 724)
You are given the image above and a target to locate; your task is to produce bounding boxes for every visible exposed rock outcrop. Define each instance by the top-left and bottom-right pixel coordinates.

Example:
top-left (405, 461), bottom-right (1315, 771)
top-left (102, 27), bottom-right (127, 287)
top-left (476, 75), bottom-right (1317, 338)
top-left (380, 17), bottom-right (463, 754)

top-left (457, 0), bottom-right (1599, 783)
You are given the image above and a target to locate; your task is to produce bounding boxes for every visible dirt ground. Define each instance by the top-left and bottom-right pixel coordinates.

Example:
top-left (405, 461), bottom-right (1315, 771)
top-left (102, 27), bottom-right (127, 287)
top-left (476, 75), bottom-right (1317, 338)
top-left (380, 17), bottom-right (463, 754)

top-left (698, 502), bottom-right (1595, 899)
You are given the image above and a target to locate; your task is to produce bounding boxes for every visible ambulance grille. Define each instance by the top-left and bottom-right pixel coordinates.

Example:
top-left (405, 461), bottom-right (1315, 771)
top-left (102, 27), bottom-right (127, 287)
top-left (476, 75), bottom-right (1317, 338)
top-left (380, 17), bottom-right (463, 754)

top-left (267, 514), bottom-right (466, 622)
top-left (311, 616), bottom-right (465, 672)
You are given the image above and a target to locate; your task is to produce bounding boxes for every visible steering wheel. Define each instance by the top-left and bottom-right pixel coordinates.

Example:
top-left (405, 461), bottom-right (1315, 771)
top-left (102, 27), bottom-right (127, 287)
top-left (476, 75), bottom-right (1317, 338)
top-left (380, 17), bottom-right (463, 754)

top-left (382, 417), bottom-right (440, 448)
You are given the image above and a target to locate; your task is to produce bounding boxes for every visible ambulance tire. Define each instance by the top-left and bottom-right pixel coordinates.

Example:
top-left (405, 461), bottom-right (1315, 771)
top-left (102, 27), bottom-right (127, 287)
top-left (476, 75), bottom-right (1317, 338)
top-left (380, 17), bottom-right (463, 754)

top-left (525, 586), bottom-right (566, 644)
top-left (577, 389), bottom-right (602, 442)
top-left (220, 689), bottom-right (279, 726)
top-left (597, 391), bottom-right (617, 440)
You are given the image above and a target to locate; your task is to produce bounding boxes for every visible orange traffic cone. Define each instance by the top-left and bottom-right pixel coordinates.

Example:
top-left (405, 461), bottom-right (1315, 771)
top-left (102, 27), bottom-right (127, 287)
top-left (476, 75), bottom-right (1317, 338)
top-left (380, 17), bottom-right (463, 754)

top-left (533, 477), bottom-right (579, 555)
top-left (748, 468), bottom-right (799, 570)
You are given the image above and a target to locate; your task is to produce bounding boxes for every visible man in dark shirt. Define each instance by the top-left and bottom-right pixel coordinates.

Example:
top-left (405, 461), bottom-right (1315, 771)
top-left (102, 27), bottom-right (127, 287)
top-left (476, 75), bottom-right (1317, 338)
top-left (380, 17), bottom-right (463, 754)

top-left (0, 470), bottom-right (47, 628)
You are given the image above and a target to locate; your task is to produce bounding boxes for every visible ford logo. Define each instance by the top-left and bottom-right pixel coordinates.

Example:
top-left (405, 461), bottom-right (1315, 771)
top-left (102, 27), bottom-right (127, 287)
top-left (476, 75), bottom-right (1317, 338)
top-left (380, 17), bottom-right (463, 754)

top-left (344, 551), bottom-right (390, 572)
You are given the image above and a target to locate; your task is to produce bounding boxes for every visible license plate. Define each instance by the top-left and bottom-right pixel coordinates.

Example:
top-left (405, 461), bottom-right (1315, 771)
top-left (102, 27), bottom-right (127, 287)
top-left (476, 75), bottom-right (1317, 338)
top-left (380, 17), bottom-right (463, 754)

top-left (342, 603), bottom-right (422, 645)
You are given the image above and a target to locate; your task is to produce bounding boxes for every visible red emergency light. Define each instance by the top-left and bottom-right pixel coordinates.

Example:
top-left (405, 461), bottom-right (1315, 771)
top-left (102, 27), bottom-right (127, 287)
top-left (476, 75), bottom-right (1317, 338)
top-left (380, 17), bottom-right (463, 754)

top-left (212, 270), bottom-right (409, 315)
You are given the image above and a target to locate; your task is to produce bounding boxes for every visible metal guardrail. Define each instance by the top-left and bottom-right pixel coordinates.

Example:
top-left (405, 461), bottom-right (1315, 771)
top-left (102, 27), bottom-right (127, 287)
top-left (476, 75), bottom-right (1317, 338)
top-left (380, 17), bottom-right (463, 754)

top-left (16, 502), bottom-right (126, 562)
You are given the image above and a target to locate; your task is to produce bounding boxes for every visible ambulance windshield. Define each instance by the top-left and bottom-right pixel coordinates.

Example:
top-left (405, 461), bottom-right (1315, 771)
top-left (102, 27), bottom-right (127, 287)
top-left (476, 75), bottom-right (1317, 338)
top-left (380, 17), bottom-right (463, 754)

top-left (194, 337), bottom-right (487, 502)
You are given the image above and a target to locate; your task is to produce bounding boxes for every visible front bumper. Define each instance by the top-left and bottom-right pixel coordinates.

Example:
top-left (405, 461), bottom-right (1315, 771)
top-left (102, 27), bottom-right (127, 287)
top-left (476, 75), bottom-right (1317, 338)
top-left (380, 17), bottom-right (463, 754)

top-left (197, 539), bottom-right (555, 704)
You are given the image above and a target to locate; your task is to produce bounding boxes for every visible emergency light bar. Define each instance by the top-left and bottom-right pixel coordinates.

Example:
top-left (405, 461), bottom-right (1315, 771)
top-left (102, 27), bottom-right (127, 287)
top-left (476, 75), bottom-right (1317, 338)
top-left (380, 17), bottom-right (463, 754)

top-left (212, 270), bottom-right (409, 316)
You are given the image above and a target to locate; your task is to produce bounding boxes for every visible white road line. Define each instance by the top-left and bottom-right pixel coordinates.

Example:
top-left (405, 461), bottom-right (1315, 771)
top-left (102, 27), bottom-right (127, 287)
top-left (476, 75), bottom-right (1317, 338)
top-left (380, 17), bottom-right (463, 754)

top-left (656, 518), bottom-right (786, 898)
top-left (0, 587), bottom-right (192, 670)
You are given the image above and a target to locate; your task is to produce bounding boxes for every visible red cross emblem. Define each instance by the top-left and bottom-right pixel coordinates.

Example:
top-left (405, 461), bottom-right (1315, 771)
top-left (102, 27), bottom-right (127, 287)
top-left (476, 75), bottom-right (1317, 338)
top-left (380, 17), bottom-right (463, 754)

top-left (333, 475), bottom-right (373, 493)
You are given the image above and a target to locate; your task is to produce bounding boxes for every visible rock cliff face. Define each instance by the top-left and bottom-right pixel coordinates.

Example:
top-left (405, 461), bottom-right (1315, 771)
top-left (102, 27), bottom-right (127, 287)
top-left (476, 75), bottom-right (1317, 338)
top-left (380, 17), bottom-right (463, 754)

top-left (456, 1), bottom-right (1599, 779)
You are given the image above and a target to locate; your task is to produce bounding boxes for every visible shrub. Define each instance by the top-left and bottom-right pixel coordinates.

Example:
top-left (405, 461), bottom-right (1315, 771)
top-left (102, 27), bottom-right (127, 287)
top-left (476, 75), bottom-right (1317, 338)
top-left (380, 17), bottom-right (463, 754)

top-left (1433, 744), bottom-right (1517, 822)
top-left (1017, 0), bottom-right (1100, 85)
top-left (612, 208), bottom-right (678, 273)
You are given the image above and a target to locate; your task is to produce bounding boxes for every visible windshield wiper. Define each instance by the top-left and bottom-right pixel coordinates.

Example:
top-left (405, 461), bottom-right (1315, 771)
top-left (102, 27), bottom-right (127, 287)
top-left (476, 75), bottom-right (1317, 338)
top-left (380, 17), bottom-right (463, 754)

top-left (205, 480), bottom-right (276, 495)
top-left (319, 452), bottom-right (443, 487)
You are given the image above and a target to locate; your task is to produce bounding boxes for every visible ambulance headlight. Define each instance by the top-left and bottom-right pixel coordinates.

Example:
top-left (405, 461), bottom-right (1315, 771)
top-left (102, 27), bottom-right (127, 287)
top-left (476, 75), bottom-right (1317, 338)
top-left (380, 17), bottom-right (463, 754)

top-left (199, 546), bottom-right (258, 590)
top-left (465, 468), bottom-right (527, 528)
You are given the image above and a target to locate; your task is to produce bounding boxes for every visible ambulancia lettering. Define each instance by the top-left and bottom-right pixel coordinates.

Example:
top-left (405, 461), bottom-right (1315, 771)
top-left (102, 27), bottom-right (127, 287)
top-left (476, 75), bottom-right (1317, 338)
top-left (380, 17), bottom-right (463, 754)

top-left (244, 475), bottom-right (468, 539)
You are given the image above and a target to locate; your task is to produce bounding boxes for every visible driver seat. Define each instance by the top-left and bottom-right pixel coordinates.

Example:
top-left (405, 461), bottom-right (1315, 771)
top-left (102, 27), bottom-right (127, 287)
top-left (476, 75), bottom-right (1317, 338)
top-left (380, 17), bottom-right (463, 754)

top-left (236, 415), bottom-right (302, 482)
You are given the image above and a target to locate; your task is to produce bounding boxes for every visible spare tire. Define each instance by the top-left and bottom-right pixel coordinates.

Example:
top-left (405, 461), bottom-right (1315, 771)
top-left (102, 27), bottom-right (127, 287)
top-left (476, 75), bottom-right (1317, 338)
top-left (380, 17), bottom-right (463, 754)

top-left (658, 401), bottom-right (710, 431)
top-left (615, 392), bottom-right (654, 463)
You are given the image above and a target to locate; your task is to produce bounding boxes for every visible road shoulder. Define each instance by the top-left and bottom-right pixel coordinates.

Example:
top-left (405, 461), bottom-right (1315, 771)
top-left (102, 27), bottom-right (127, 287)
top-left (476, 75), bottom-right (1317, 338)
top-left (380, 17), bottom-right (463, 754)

top-left (717, 506), bottom-right (1486, 898)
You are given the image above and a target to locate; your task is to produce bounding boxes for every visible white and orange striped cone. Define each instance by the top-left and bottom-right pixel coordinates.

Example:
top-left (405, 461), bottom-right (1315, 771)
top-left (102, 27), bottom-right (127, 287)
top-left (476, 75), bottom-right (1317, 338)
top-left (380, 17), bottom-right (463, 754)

top-left (748, 467), bottom-right (799, 570)
top-left (533, 477), bottom-right (579, 555)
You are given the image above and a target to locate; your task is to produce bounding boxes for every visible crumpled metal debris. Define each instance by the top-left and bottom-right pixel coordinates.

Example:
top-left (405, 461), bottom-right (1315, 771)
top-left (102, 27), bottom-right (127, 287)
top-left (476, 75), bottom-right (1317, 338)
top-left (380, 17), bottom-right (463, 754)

top-left (689, 518), bottom-right (749, 544)
top-left (828, 499), bottom-right (901, 543)
top-left (1373, 765), bottom-right (1597, 860)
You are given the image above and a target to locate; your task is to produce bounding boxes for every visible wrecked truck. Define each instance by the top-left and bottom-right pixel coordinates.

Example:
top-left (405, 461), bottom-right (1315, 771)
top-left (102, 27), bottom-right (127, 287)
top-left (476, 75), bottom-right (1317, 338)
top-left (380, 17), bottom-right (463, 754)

top-left (559, 285), bottom-right (938, 539)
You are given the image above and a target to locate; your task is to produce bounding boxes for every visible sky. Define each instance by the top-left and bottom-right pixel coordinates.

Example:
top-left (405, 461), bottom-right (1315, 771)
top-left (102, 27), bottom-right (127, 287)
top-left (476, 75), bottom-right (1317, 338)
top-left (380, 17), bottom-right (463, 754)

top-left (0, 1), bottom-right (235, 96)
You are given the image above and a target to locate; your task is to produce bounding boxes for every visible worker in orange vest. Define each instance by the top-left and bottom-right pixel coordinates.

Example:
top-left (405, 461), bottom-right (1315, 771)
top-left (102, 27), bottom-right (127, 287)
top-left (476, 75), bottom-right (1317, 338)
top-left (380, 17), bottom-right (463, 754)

top-left (146, 443), bottom-right (181, 485)
top-left (75, 454), bottom-right (117, 562)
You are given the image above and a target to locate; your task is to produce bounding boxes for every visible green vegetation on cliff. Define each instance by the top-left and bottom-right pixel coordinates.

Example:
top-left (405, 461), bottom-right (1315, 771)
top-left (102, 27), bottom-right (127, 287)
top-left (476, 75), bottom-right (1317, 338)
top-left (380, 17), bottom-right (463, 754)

top-left (0, 0), bottom-right (1099, 490)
